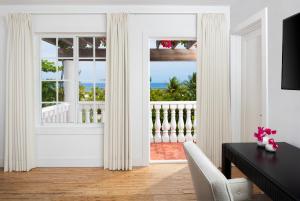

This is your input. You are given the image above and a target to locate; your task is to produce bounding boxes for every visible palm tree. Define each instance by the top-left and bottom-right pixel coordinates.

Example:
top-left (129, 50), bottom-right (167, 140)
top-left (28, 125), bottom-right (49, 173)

top-left (167, 76), bottom-right (180, 93)
top-left (183, 72), bottom-right (196, 100)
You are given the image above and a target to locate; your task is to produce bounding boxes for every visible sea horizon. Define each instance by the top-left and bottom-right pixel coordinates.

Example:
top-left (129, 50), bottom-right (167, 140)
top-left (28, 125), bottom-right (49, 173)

top-left (80, 82), bottom-right (168, 90)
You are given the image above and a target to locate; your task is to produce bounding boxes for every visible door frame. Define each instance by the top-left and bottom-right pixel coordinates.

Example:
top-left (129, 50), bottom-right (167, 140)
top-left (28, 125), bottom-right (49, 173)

top-left (230, 8), bottom-right (268, 142)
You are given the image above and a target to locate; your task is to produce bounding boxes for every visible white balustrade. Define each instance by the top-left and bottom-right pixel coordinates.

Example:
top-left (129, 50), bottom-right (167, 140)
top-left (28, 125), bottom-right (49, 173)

top-left (161, 104), bottom-right (170, 142)
top-left (150, 105), bottom-right (154, 143)
top-left (42, 103), bottom-right (70, 123)
top-left (169, 104), bottom-right (177, 142)
top-left (150, 101), bottom-right (197, 143)
top-left (78, 102), bottom-right (105, 124)
top-left (41, 102), bottom-right (105, 124)
top-left (185, 104), bottom-right (193, 142)
top-left (154, 104), bottom-right (162, 142)
top-left (177, 104), bottom-right (185, 142)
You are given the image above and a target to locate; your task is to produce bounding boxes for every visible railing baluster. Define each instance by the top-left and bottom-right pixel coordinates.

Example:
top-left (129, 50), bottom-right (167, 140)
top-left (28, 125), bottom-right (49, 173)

top-left (177, 104), bottom-right (185, 142)
top-left (161, 104), bottom-right (170, 142)
top-left (193, 104), bottom-right (197, 142)
top-left (78, 105), bottom-right (83, 123)
top-left (185, 104), bottom-right (193, 141)
top-left (169, 104), bottom-right (178, 142)
top-left (86, 106), bottom-right (91, 123)
top-left (154, 104), bottom-right (162, 143)
top-left (150, 104), bottom-right (154, 143)
top-left (93, 106), bottom-right (98, 123)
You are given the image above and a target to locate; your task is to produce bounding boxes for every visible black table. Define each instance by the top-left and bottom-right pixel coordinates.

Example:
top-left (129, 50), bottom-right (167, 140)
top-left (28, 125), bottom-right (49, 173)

top-left (222, 142), bottom-right (300, 201)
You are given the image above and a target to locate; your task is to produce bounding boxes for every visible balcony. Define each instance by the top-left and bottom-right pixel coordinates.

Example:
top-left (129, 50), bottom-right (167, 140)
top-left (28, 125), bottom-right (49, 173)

top-left (42, 101), bottom-right (195, 160)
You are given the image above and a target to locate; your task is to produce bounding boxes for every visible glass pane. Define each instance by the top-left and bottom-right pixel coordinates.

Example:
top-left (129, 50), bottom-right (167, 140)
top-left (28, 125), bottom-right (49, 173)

top-left (79, 37), bottom-right (93, 57)
top-left (95, 61), bottom-right (106, 82)
top-left (95, 37), bottom-right (106, 58)
top-left (79, 82), bottom-right (94, 101)
top-left (58, 38), bottom-right (73, 57)
top-left (79, 61), bottom-right (94, 81)
top-left (57, 59), bottom-right (74, 80)
top-left (41, 38), bottom-right (56, 58)
top-left (41, 59), bottom-right (58, 80)
top-left (58, 81), bottom-right (65, 101)
top-left (42, 81), bottom-right (56, 102)
top-left (95, 83), bottom-right (105, 101)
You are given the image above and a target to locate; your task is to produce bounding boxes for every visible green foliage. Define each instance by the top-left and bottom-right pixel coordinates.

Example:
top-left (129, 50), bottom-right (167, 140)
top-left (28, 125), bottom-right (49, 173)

top-left (42, 59), bottom-right (64, 73)
top-left (42, 82), bottom-right (56, 102)
top-left (150, 73), bottom-right (196, 101)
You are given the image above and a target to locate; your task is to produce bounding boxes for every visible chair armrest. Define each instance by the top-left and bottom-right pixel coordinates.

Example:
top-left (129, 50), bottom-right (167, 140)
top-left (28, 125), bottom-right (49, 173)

top-left (228, 178), bottom-right (253, 201)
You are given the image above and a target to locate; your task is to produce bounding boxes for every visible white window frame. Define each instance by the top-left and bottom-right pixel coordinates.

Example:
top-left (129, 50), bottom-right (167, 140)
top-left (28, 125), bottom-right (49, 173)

top-left (38, 33), bottom-right (106, 127)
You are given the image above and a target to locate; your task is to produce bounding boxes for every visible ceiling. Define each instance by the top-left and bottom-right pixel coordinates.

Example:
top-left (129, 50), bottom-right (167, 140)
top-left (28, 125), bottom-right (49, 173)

top-left (0, 0), bottom-right (236, 5)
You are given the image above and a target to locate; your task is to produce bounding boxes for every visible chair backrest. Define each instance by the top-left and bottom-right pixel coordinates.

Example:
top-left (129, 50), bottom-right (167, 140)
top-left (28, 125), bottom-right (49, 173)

top-left (183, 142), bottom-right (234, 201)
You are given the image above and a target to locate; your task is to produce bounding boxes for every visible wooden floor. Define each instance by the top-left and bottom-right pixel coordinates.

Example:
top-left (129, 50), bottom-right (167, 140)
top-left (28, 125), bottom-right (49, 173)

top-left (0, 164), bottom-right (264, 201)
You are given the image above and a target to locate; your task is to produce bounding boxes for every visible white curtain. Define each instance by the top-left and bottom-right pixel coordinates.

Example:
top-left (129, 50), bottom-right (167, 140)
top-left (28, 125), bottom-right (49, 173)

top-left (196, 13), bottom-right (231, 167)
top-left (104, 13), bottom-right (132, 170)
top-left (4, 13), bottom-right (35, 172)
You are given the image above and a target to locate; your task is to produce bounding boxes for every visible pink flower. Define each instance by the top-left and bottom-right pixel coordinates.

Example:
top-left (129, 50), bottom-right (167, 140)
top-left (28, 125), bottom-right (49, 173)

top-left (160, 40), bottom-right (172, 48)
top-left (264, 128), bottom-right (277, 135)
top-left (268, 138), bottom-right (279, 149)
top-left (254, 132), bottom-right (263, 142)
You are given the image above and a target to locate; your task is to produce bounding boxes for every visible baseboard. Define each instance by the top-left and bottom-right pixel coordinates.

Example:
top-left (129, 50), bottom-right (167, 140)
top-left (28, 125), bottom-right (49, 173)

top-left (36, 158), bottom-right (103, 167)
top-left (0, 158), bottom-right (3, 167)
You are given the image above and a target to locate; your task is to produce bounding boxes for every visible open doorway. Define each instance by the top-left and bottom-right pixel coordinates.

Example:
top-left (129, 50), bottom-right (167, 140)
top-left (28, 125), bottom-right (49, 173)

top-left (149, 39), bottom-right (197, 162)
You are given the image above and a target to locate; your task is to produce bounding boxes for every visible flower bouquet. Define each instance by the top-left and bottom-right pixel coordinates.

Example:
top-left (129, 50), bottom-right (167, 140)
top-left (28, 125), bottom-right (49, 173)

top-left (254, 127), bottom-right (277, 148)
top-left (265, 139), bottom-right (279, 152)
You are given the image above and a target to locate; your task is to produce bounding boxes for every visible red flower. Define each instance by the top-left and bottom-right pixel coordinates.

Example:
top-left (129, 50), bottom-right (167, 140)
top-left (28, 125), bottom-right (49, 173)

top-left (160, 40), bottom-right (172, 48)
top-left (268, 138), bottom-right (279, 149)
top-left (264, 128), bottom-right (277, 135)
top-left (254, 132), bottom-right (263, 142)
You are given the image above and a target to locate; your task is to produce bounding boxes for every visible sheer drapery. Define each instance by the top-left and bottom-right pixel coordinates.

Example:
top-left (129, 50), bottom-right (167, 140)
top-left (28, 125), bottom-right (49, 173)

top-left (104, 13), bottom-right (132, 170)
top-left (196, 13), bottom-right (232, 167)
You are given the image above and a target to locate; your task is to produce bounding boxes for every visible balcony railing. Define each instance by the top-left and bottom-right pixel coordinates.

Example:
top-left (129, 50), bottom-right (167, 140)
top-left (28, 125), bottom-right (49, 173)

top-left (42, 101), bottom-right (197, 143)
top-left (150, 101), bottom-right (197, 143)
top-left (41, 102), bottom-right (105, 124)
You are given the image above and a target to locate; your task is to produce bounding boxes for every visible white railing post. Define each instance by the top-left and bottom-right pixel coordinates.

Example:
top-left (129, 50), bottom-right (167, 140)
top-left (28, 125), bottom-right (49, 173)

top-left (185, 104), bottom-right (193, 141)
top-left (169, 104), bottom-right (178, 142)
top-left (161, 104), bottom-right (170, 142)
top-left (78, 104), bottom-right (83, 123)
top-left (177, 104), bottom-right (185, 142)
top-left (154, 104), bottom-right (162, 143)
top-left (93, 106), bottom-right (98, 123)
top-left (101, 106), bottom-right (105, 123)
top-left (85, 105), bottom-right (91, 123)
top-left (150, 104), bottom-right (154, 143)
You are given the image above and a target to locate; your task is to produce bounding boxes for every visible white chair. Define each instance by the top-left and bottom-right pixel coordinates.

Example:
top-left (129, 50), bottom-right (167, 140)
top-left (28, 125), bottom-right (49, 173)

top-left (183, 142), bottom-right (269, 201)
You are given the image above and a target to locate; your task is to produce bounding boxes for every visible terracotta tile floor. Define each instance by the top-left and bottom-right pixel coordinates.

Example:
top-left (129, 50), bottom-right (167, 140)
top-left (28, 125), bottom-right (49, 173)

top-left (151, 143), bottom-right (186, 160)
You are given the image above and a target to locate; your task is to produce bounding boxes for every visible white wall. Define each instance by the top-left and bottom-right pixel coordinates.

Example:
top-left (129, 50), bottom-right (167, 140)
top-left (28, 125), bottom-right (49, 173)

top-left (0, 5), bottom-right (229, 167)
top-left (231, 0), bottom-right (300, 147)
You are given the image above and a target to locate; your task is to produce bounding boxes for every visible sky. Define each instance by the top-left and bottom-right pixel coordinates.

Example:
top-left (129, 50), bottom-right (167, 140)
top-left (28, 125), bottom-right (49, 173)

top-left (150, 61), bottom-right (196, 83)
top-left (41, 39), bottom-right (196, 83)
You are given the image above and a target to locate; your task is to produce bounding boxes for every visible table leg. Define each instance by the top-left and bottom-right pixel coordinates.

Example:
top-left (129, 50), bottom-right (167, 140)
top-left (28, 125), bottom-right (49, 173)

top-left (222, 146), bottom-right (231, 179)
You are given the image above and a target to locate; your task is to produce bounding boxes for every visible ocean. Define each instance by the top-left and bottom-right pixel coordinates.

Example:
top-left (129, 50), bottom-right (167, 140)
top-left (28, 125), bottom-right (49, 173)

top-left (81, 82), bottom-right (168, 90)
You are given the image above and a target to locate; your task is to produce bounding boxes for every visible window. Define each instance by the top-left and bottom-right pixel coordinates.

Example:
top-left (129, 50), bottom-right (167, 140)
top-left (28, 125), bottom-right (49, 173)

top-left (40, 36), bottom-right (106, 124)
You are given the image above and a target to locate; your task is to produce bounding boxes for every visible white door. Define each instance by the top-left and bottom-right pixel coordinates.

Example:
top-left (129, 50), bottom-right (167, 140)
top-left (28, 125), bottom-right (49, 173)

top-left (241, 27), bottom-right (262, 142)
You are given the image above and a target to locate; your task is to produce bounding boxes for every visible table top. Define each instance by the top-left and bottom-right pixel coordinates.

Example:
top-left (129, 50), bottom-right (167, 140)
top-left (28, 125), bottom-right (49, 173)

top-left (223, 142), bottom-right (300, 201)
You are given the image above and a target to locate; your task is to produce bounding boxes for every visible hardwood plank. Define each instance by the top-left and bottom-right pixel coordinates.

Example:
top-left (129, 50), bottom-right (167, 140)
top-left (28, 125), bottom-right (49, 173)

top-left (0, 164), bottom-right (264, 201)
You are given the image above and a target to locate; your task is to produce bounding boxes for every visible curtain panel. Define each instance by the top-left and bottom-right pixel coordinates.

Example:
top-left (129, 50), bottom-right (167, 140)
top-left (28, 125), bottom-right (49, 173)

top-left (4, 13), bottom-right (35, 172)
top-left (196, 13), bottom-right (232, 167)
top-left (104, 13), bottom-right (132, 171)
